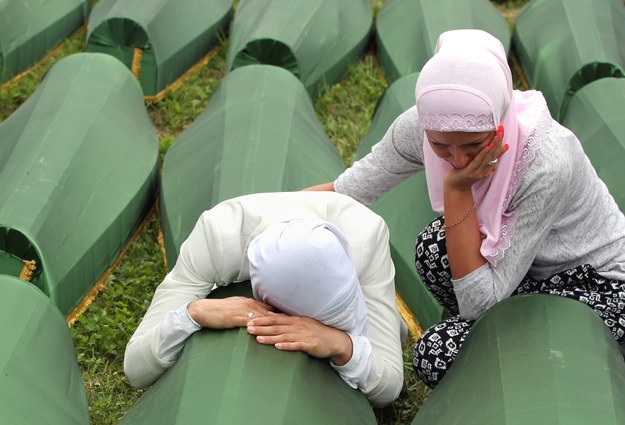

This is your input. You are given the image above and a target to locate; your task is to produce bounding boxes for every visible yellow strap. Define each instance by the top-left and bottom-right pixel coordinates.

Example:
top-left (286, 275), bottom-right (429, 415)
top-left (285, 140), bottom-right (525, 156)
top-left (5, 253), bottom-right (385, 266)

top-left (0, 25), bottom-right (86, 91)
top-left (19, 259), bottom-right (37, 282)
top-left (66, 200), bottom-right (158, 326)
top-left (143, 44), bottom-right (223, 104)
top-left (131, 48), bottom-right (143, 80)
top-left (396, 293), bottom-right (423, 340)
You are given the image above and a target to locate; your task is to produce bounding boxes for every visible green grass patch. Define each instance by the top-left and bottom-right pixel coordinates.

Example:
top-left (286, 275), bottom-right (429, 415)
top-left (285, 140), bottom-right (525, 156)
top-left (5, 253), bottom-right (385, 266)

top-left (315, 52), bottom-right (387, 165)
top-left (70, 212), bottom-right (165, 425)
top-left (69, 212), bottom-right (165, 424)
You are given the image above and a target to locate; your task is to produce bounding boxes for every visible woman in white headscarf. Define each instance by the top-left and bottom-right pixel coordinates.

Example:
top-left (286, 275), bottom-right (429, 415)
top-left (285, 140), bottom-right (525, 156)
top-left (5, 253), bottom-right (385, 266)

top-left (124, 191), bottom-right (405, 407)
top-left (305, 29), bottom-right (625, 387)
top-left (247, 220), bottom-right (369, 338)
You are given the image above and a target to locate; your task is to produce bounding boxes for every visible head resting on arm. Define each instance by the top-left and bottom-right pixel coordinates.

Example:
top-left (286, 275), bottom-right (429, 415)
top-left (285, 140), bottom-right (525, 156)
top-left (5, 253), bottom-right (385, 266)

top-left (247, 220), bottom-right (368, 336)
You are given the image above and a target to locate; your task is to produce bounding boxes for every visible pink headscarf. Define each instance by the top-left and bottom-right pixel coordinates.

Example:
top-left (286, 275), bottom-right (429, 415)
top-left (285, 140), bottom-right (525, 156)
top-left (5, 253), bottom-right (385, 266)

top-left (416, 30), bottom-right (551, 265)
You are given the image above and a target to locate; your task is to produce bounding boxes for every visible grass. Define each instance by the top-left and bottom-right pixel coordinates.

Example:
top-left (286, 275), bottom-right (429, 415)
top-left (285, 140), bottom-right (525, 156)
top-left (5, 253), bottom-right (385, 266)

top-left (0, 27), bottom-right (86, 121)
top-left (315, 53), bottom-right (387, 165)
top-left (0, 1), bottom-right (529, 424)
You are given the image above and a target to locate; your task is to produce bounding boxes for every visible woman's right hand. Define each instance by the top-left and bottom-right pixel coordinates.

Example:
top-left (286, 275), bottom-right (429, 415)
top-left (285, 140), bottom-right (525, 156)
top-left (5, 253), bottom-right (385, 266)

top-left (247, 312), bottom-right (353, 366)
top-left (187, 296), bottom-right (274, 329)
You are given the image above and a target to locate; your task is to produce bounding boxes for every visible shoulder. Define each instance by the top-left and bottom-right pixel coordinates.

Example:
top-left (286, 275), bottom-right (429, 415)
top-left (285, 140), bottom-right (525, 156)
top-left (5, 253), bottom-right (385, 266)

top-left (513, 120), bottom-right (584, 203)
top-left (388, 106), bottom-right (423, 145)
top-left (371, 105), bottom-right (425, 166)
top-left (527, 120), bottom-right (579, 180)
top-left (201, 191), bottom-right (387, 235)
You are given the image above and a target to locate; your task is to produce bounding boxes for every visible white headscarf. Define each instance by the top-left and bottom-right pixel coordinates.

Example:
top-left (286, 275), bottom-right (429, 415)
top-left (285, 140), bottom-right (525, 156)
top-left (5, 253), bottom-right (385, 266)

top-left (247, 220), bottom-right (368, 336)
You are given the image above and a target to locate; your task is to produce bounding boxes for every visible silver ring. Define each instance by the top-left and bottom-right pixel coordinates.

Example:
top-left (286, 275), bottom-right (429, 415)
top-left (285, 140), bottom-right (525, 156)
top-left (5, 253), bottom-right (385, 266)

top-left (488, 158), bottom-right (498, 166)
top-left (247, 312), bottom-right (254, 319)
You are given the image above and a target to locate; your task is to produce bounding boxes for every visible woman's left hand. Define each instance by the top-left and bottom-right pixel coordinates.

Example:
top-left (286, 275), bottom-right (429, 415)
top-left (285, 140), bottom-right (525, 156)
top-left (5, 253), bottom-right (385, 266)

top-left (247, 312), bottom-right (353, 366)
top-left (446, 126), bottom-right (507, 192)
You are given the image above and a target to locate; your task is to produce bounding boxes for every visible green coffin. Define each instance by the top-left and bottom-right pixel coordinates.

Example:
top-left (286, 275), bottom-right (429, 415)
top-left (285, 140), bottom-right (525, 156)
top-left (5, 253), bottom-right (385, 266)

top-left (86, 0), bottom-right (233, 96)
top-left (0, 52), bottom-right (159, 316)
top-left (354, 73), bottom-right (442, 331)
top-left (118, 282), bottom-right (375, 425)
top-left (160, 64), bottom-right (345, 265)
top-left (562, 78), bottom-right (625, 212)
top-left (226, 0), bottom-right (372, 98)
top-left (412, 294), bottom-right (625, 424)
top-left (512, 0), bottom-right (625, 120)
top-left (0, 0), bottom-right (90, 83)
top-left (0, 275), bottom-right (89, 425)
top-left (375, 0), bottom-right (510, 83)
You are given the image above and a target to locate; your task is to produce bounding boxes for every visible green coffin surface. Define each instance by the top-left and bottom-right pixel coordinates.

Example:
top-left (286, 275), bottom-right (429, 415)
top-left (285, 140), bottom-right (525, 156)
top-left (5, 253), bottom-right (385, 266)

top-left (0, 275), bottom-right (89, 425)
top-left (512, 0), bottom-right (625, 120)
top-left (562, 78), bottom-right (625, 212)
top-left (0, 0), bottom-right (90, 83)
top-left (0, 52), bottom-right (159, 315)
top-left (160, 64), bottom-right (345, 265)
top-left (226, 0), bottom-right (372, 98)
top-left (412, 294), bottom-right (625, 425)
top-left (86, 0), bottom-right (233, 96)
top-left (118, 282), bottom-right (376, 425)
top-left (375, 0), bottom-right (510, 83)
top-left (354, 73), bottom-right (442, 331)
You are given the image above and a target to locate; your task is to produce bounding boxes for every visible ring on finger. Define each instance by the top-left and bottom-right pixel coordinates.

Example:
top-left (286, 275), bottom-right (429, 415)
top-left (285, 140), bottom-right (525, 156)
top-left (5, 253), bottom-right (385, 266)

top-left (247, 312), bottom-right (254, 319)
top-left (488, 158), bottom-right (498, 166)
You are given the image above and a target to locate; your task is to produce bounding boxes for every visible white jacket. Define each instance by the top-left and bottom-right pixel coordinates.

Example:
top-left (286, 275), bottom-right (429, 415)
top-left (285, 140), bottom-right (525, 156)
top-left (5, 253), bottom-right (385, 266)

top-left (124, 191), bottom-right (405, 406)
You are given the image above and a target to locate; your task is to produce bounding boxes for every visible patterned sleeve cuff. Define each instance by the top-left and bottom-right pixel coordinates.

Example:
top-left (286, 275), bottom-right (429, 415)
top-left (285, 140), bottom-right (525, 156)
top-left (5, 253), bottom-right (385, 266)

top-left (157, 302), bottom-right (202, 362)
top-left (183, 301), bottom-right (202, 330)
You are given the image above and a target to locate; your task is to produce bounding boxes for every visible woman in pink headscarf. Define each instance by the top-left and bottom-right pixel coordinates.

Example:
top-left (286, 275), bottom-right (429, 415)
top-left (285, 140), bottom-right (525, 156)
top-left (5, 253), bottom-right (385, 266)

top-left (306, 29), bottom-right (625, 387)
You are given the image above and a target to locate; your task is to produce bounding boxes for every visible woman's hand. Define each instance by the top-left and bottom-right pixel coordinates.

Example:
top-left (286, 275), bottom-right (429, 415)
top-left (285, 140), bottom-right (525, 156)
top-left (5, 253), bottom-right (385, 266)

top-left (445, 126), bottom-right (507, 192)
top-left (187, 296), bottom-right (274, 329)
top-left (247, 313), bottom-right (353, 366)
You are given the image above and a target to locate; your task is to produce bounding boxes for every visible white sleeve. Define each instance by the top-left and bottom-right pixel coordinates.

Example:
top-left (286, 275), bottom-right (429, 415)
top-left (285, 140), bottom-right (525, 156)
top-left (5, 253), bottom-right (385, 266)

top-left (330, 334), bottom-right (373, 390)
top-left (348, 217), bottom-right (405, 407)
top-left (124, 209), bottom-right (237, 388)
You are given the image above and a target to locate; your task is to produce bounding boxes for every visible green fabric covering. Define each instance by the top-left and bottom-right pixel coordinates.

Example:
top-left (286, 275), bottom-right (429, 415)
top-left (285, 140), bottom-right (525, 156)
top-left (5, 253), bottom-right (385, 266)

top-left (353, 73), bottom-right (443, 331)
top-left (226, 0), bottom-right (372, 98)
top-left (118, 282), bottom-right (376, 425)
top-left (562, 78), bottom-right (625, 212)
top-left (0, 52), bottom-right (159, 315)
top-left (160, 64), bottom-right (345, 266)
top-left (0, 0), bottom-right (90, 83)
top-left (512, 0), bottom-right (625, 120)
top-left (412, 294), bottom-right (625, 425)
top-left (375, 0), bottom-right (510, 83)
top-left (0, 275), bottom-right (89, 425)
top-left (0, 250), bottom-right (24, 278)
top-left (86, 0), bottom-right (233, 96)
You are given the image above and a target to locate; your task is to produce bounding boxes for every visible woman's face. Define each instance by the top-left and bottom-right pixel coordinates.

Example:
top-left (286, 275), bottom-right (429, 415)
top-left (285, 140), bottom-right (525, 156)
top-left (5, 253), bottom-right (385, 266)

top-left (425, 130), bottom-right (494, 169)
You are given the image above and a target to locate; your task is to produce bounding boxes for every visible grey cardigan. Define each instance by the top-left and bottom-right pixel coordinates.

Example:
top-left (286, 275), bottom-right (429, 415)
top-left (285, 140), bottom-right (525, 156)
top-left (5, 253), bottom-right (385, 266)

top-left (335, 106), bottom-right (625, 320)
